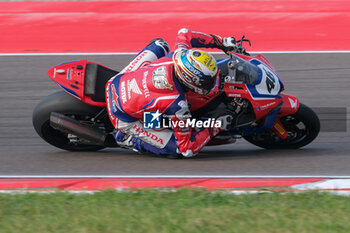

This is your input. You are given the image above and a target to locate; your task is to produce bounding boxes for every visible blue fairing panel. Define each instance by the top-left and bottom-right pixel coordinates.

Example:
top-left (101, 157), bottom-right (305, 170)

top-left (246, 59), bottom-right (283, 99)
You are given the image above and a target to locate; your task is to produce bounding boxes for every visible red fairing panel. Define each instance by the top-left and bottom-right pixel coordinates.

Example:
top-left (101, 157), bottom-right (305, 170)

top-left (279, 94), bottom-right (300, 117)
top-left (186, 82), bottom-right (220, 112)
top-left (47, 60), bottom-right (87, 101)
top-left (47, 59), bottom-right (110, 107)
top-left (253, 54), bottom-right (278, 72)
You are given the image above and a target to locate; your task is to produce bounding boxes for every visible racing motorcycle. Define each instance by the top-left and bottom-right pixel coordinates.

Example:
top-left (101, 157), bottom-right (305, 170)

top-left (32, 37), bottom-right (320, 154)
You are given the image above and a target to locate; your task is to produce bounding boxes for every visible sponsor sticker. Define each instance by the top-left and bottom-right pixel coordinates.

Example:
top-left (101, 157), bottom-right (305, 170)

top-left (193, 51), bottom-right (201, 57)
top-left (127, 78), bottom-right (142, 99)
top-left (120, 81), bottom-right (127, 104)
top-left (132, 123), bottom-right (165, 146)
top-left (256, 101), bottom-right (276, 111)
top-left (273, 122), bottom-right (286, 135)
top-left (67, 68), bottom-right (71, 80)
top-left (152, 66), bottom-right (173, 90)
top-left (142, 71), bottom-right (150, 98)
top-left (288, 97), bottom-right (298, 109)
top-left (124, 51), bottom-right (147, 73)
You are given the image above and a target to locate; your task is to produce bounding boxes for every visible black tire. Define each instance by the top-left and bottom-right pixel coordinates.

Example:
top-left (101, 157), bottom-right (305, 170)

top-left (243, 103), bottom-right (320, 149)
top-left (33, 91), bottom-right (107, 151)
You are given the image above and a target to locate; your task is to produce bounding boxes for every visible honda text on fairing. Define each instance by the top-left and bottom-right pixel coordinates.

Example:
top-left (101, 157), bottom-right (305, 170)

top-left (32, 36), bottom-right (320, 157)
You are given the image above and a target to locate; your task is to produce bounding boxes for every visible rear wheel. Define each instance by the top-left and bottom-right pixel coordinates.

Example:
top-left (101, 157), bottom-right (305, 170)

top-left (33, 91), bottom-right (112, 151)
top-left (243, 103), bottom-right (320, 149)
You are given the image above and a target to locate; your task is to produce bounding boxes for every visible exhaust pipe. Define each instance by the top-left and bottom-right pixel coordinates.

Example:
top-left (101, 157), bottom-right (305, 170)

top-left (50, 112), bottom-right (106, 145)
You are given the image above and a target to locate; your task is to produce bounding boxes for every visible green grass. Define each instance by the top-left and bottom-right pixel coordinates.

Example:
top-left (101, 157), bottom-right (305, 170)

top-left (0, 189), bottom-right (349, 233)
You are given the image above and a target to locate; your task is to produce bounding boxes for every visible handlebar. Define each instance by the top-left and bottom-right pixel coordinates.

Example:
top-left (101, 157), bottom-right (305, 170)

top-left (229, 35), bottom-right (251, 56)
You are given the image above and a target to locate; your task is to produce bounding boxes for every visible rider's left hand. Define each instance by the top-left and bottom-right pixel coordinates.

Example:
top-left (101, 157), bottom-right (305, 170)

top-left (222, 37), bottom-right (238, 53)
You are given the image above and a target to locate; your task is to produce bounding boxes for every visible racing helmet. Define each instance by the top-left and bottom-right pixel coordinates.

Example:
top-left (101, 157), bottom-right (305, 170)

top-left (173, 49), bottom-right (218, 95)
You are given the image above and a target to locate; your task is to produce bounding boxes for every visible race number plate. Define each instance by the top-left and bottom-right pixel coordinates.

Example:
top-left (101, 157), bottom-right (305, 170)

top-left (247, 59), bottom-right (282, 99)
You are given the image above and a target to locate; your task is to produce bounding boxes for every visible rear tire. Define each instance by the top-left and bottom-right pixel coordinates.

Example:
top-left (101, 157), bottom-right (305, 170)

top-left (33, 91), bottom-right (107, 151)
top-left (243, 103), bottom-right (320, 149)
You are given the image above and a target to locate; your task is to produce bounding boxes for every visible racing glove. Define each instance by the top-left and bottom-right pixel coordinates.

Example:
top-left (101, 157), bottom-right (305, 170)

top-left (211, 35), bottom-right (238, 53)
top-left (217, 115), bottom-right (233, 131)
top-left (222, 37), bottom-right (238, 52)
top-left (209, 115), bottom-right (233, 137)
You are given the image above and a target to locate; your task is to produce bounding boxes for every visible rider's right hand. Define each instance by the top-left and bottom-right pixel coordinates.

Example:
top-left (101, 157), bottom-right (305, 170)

top-left (216, 115), bottom-right (233, 131)
top-left (209, 115), bottom-right (233, 137)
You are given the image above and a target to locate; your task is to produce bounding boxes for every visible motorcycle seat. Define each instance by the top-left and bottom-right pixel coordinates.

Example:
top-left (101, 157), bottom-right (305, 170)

top-left (84, 64), bottom-right (119, 103)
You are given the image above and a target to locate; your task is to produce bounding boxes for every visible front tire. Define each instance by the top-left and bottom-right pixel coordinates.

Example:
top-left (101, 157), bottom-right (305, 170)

top-left (33, 91), bottom-right (107, 151)
top-left (243, 103), bottom-right (320, 149)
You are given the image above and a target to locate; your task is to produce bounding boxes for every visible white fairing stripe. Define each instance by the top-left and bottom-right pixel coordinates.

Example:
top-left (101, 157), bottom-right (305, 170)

top-left (137, 95), bottom-right (180, 113)
top-left (148, 61), bottom-right (174, 66)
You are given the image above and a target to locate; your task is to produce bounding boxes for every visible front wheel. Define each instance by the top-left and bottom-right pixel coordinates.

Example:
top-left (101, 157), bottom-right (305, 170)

top-left (33, 91), bottom-right (111, 151)
top-left (243, 103), bottom-right (320, 149)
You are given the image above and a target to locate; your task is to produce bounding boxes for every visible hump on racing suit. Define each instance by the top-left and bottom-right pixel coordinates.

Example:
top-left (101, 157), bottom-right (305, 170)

top-left (105, 28), bottom-right (226, 157)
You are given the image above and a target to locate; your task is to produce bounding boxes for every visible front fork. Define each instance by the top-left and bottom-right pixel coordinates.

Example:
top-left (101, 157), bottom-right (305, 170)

top-left (272, 119), bottom-right (288, 139)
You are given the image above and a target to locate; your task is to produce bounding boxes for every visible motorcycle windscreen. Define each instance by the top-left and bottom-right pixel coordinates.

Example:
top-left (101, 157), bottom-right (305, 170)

top-left (228, 55), bottom-right (260, 85)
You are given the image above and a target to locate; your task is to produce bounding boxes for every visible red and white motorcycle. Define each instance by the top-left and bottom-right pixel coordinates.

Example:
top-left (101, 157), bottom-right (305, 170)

top-left (33, 37), bottom-right (320, 153)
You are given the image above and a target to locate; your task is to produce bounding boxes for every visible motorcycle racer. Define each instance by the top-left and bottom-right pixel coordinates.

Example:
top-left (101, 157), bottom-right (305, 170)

top-left (105, 28), bottom-right (236, 157)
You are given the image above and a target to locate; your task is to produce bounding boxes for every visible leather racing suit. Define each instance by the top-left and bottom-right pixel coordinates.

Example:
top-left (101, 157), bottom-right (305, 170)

top-left (105, 28), bottom-right (228, 157)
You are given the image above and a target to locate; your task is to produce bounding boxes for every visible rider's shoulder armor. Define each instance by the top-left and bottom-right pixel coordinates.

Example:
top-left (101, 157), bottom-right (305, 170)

top-left (118, 60), bottom-right (184, 119)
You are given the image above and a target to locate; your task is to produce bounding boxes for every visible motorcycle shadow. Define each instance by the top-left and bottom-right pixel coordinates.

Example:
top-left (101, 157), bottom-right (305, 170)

top-left (194, 147), bottom-right (330, 160)
top-left (49, 146), bottom-right (330, 161)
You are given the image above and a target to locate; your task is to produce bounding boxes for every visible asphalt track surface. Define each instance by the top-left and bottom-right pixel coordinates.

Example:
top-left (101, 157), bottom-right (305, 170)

top-left (0, 53), bottom-right (349, 176)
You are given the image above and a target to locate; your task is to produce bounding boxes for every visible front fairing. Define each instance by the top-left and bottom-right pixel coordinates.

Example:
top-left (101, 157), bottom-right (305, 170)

top-left (222, 54), bottom-right (284, 92)
top-left (246, 58), bottom-right (284, 99)
top-left (187, 54), bottom-right (286, 121)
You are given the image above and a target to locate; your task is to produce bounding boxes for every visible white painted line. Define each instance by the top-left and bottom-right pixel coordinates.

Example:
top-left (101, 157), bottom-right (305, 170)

top-left (1, 175), bottom-right (350, 178)
top-left (293, 179), bottom-right (350, 190)
top-left (1, 51), bottom-right (350, 56)
top-left (0, 189), bottom-right (349, 196)
top-left (323, 191), bottom-right (350, 196)
top-left (227, 190), bottom-right (350, 196)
